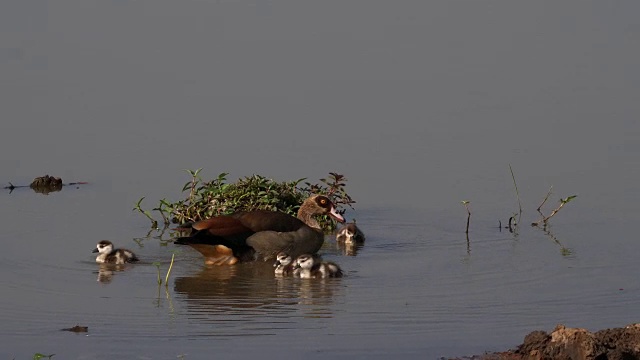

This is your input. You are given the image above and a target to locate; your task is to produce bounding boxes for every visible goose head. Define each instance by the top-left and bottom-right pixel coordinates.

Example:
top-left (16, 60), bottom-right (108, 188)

top-left (297, 195), bottom-right (345, 229)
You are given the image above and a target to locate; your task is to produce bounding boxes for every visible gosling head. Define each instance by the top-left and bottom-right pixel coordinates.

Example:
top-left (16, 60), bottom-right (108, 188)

top-left (294, 254), bottom-right (316, 270)
top-left (274, 252), bottom-right (293, 267)
top-left (93, 240), bottom-right (114, 255)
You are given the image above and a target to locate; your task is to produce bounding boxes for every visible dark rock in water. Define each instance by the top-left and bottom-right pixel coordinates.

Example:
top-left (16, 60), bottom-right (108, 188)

top-left (61, 325), bottom-right (88, 333)
top-left (30, 175), bottom-right (63, 194)
top-left (450, 323), bottom-right (640, 360)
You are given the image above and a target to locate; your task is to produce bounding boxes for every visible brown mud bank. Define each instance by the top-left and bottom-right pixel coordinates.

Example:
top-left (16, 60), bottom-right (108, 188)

top-left (451, 324), bottom-right (640, 360)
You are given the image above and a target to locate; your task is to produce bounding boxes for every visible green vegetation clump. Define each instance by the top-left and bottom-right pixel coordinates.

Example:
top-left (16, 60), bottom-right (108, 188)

top-left (135, 170), bottom-right (355, 231)
top-left (33, 354), bottom-right (55, 360)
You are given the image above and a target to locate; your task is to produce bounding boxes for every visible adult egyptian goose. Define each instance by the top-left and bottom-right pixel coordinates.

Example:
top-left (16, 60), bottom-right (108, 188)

top-left (174, 195), bottom-right (345, 265)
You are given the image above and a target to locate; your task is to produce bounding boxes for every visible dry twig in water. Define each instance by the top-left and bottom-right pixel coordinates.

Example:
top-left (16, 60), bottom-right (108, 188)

top-left (461, 201), bottom-right (471, 233)
top-left (532, 195), bottom-right (577, 227)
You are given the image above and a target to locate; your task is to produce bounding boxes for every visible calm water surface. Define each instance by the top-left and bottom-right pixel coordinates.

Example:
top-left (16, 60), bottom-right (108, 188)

top-left (1, 1), bottom-right (640, 359)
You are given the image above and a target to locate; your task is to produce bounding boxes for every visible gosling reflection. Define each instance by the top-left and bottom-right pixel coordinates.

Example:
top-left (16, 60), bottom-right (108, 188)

top-left (336, 240), bottom-right (364, 256)
top-left (95, 263), bottom-right (132, 283)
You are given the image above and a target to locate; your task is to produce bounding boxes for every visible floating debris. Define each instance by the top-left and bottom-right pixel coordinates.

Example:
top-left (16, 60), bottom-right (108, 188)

top-left (30, 175), bottom-right (63, 194)
top-left (60, 325), bottom-right (88, 333)
top-left (4, 175), bottom-right (87, 194)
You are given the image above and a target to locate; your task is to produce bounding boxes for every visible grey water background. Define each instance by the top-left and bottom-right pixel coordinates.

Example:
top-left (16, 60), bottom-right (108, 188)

top-left (1, 1), bottom-right (639, 359)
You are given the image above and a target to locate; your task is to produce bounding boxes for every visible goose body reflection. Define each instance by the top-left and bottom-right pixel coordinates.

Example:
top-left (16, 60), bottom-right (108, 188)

top-left (173, 260), bottom-right (342, 317)
top-left (92, 240), bottom-right (139, 264)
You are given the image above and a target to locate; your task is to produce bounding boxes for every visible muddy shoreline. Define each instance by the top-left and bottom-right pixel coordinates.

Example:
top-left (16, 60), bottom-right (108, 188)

top-left (451, 324), bottom-right (640, 360)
